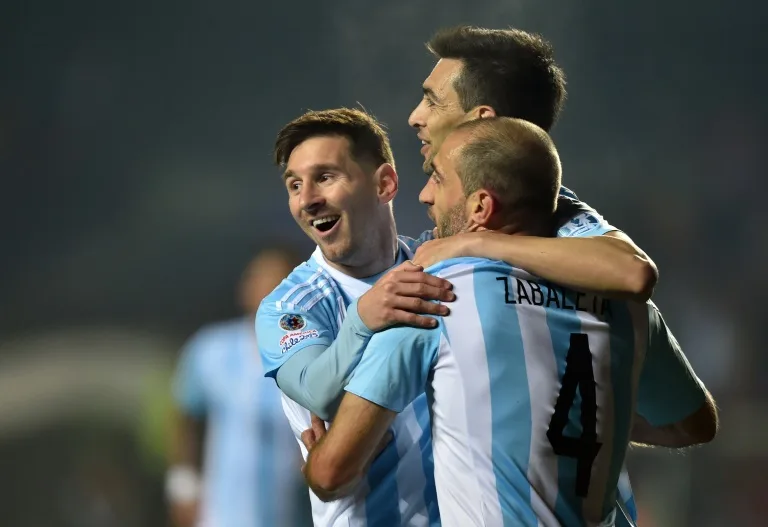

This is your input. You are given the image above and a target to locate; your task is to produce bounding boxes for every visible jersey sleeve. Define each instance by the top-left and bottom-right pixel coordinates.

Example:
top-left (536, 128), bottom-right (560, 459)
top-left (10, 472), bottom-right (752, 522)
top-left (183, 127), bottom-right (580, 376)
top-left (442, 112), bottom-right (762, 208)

top-left (636, 302), bottom-right (707, 427)
top-left (555, 192), bottom-right (617, 238)
top-left (344, 324), bottom-right (441, 413)
top-left (397, 230), bottom-right (435, 254)
top-left (172, 331), bottom-right (209, 417)
top-left (256, 300), bottom-right (335, 378)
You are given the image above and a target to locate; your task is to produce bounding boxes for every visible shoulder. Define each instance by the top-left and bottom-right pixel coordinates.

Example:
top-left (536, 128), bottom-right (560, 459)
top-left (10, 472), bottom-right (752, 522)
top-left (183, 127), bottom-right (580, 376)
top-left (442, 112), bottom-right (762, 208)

top-left (259, 259), bottom-right (338, 315)
top-left (559, 185), bottom-right (579, 200)
top-left (425, 256), bottom-right (518, 279)
top-left (397, 231), bottom-right (434, 256)
top-left (370, 322), bottom-right (441, 349)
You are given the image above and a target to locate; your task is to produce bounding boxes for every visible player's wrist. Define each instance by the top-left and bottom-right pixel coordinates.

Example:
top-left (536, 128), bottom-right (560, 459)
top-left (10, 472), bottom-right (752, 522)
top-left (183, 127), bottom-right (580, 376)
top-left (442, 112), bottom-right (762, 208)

top-left (349, 299), bottom-right (375, 336)
top-left (165, 465), bottom-right (201, 504)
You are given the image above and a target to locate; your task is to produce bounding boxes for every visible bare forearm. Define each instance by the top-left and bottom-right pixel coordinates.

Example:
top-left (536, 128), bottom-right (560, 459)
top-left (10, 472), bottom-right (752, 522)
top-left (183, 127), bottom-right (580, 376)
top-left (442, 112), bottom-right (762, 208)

top-left (305, 452), bottom-right (363, 502)
top-left (304, 432), bottom-right (366, 502)
top-left (303, 395), bottom-right (396, 501)
top-left (170, 411), bottom-right (204, 469)
top-left (467, 232), bottom-right (657, 301)
top-left (630, 417), bottom-right (697, 448)
top-left (167, 410), bottom-right (205, 522)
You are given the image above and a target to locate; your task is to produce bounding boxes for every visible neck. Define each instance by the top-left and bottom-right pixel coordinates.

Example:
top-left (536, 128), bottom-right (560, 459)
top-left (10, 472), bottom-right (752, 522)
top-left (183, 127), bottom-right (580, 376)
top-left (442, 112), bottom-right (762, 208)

top-left (481, 213), bottom-right (552, 238)
top-left (324, 215), bottom-right (399, 279)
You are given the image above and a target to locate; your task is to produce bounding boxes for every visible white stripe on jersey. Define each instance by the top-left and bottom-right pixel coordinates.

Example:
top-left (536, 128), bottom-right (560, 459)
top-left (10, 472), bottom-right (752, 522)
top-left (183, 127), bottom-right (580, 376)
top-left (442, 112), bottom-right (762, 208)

top-left (574, 309), bottom-right (616, 525)
top-left (291, 275), bottom-right (332, 307)
top-left (275, 264), bottom-right (347, 332)
top-left (279, 268), bottom-right (324, 304)
top-left (517, 297), bottom-right (563, 527)
top-left (435, 264), bottom-right (502, 527)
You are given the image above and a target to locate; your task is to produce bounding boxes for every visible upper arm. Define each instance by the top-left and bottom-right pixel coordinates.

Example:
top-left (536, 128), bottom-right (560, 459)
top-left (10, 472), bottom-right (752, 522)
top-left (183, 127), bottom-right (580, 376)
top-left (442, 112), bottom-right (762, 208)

top-left (556, 193), bottom-right (658, 297)
top-left (256, 301), bottom-right (334, 378)
top-left (172, 332), bottom-right (209, 417)
top-left (637, 302), bottom-right (708, 427)
top-left (345, 324), bottom-right (441, 412)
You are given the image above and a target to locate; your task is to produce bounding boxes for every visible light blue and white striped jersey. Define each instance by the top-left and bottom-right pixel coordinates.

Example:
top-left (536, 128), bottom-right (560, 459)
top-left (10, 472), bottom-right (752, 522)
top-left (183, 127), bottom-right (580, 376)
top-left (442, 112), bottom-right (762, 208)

top-left (173, 318), bottom-right (307, 527)
top-left (346, 258), bottom-right (706, 527)
top-left (257, 237), bottom-right (440, 527)
top-left (256, 187), bottom-right (624, 526)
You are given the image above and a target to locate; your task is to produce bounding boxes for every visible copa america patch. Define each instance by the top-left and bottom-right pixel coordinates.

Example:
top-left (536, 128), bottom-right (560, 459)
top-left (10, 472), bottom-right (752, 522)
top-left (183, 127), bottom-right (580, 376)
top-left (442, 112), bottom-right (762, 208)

top-left (280, 329), bottom-right (320, 354)
top-left (279, 314), bottom-right (306, 331)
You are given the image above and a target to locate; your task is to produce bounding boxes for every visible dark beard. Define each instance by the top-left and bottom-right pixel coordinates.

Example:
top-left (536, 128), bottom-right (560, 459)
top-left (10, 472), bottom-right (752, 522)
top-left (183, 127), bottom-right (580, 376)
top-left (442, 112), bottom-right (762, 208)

top-left (436, 202), bottom-right (467, 238)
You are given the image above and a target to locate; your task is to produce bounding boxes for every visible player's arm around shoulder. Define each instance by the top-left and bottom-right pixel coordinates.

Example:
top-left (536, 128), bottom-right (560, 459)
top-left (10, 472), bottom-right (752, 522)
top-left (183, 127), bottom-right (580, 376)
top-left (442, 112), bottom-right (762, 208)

top-left (413, 195), bottom-right (658, 301)
top-left (304, 324), bottom-right (442, 501)
top-left (258, 261), bottom-right (453, 421)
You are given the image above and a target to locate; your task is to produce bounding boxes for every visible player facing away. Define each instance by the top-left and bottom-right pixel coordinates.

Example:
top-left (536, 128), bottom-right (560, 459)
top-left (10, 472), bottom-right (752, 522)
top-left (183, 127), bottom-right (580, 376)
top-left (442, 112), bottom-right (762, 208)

top-left (256, 108), bottom-right (636, 527)
top-left (168, 248), bottom-right (311, 527)
top-left (302, 118), bottom-right (717, 527)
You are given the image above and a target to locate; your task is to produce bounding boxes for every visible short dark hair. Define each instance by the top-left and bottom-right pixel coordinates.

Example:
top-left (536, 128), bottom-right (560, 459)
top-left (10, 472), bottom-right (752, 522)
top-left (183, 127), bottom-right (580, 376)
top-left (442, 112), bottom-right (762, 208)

top-left (427, 26), bottom-right (566, 132)
top-left (453, 117), bottom-right (561, 224)
top-left (274, 108), bottom-right (395, 169)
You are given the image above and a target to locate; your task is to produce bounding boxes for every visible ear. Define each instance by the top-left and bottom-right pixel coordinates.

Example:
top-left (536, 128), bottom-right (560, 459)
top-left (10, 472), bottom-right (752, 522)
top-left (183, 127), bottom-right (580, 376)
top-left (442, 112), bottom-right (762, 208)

top-left (467, 189), bottom-right (497, 227)
top-left (374, 163), bottom-right (398, 204)
top-left (469, 105), bottom-right (497, 120)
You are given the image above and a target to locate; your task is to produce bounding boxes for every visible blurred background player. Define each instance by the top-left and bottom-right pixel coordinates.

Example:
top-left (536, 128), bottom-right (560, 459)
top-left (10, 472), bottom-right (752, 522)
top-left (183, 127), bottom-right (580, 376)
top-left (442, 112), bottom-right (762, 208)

top-left (167, 247), bottom-right (312, 527)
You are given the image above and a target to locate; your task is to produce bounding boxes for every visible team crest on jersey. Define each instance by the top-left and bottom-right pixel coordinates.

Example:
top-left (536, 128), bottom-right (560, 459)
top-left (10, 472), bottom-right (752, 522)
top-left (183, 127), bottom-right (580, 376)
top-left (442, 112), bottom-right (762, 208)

top-left (279, 314), bottom-right (306, 331)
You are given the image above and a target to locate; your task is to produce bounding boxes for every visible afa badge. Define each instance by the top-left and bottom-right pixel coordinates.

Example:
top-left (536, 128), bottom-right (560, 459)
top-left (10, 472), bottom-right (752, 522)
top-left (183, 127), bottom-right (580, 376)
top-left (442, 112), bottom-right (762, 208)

top-left (279, 314), bottom-right (306, 332)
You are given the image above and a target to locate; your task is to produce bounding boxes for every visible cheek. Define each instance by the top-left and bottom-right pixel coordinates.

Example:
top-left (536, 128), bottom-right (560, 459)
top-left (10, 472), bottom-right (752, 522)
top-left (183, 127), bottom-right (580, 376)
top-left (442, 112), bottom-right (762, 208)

top-left (288, 197), bottom-right (303, 222)
top-left (426, 112), bottom-right (443, 131)
top-left (442, 189), bottom-right (463, 211)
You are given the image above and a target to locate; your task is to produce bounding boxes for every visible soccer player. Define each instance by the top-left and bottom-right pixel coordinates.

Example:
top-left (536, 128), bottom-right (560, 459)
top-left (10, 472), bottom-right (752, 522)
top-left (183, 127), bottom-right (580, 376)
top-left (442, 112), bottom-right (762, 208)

top-left (407, 26), bottom-right (657, 304)
top-left (302, 117), bottom-right (717, 526)
top-left (256, 107), bottom-right (635, 526)
top-left (402, 26), bottom-right (660, 524)
top-left (168, 248), bottom-right (310, 527)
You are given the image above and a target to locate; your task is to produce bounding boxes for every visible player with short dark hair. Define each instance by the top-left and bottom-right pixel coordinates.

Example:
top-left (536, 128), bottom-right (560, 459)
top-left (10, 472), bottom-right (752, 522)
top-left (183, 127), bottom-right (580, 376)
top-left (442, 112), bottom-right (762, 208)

top-left (409, 26), bottom-right (658, 306)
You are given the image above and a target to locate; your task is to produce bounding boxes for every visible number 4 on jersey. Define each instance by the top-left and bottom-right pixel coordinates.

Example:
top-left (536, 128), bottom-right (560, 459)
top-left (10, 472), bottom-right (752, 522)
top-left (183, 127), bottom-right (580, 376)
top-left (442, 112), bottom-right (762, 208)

top-left (546, 332), bottom-right (602, 497)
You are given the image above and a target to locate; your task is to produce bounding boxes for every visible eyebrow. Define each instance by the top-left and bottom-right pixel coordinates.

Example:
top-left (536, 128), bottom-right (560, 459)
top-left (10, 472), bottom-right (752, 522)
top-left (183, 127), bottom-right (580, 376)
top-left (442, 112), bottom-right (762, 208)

top-left (282, 163), bottom-right (339, 181)
top-left (423, 86), bottom-right (438, 101)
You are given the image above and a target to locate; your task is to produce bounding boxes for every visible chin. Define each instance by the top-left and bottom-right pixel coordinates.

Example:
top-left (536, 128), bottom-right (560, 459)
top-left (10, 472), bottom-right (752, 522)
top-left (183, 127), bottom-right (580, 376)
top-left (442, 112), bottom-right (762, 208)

top-left (318, 241), bottom-right (353, 264)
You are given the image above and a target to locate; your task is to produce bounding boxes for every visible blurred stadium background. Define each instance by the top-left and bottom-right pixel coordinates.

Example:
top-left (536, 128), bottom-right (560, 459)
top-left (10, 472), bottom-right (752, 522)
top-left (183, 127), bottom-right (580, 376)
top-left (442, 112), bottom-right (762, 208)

top-left (1, 1), bottom-right (765, 525)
